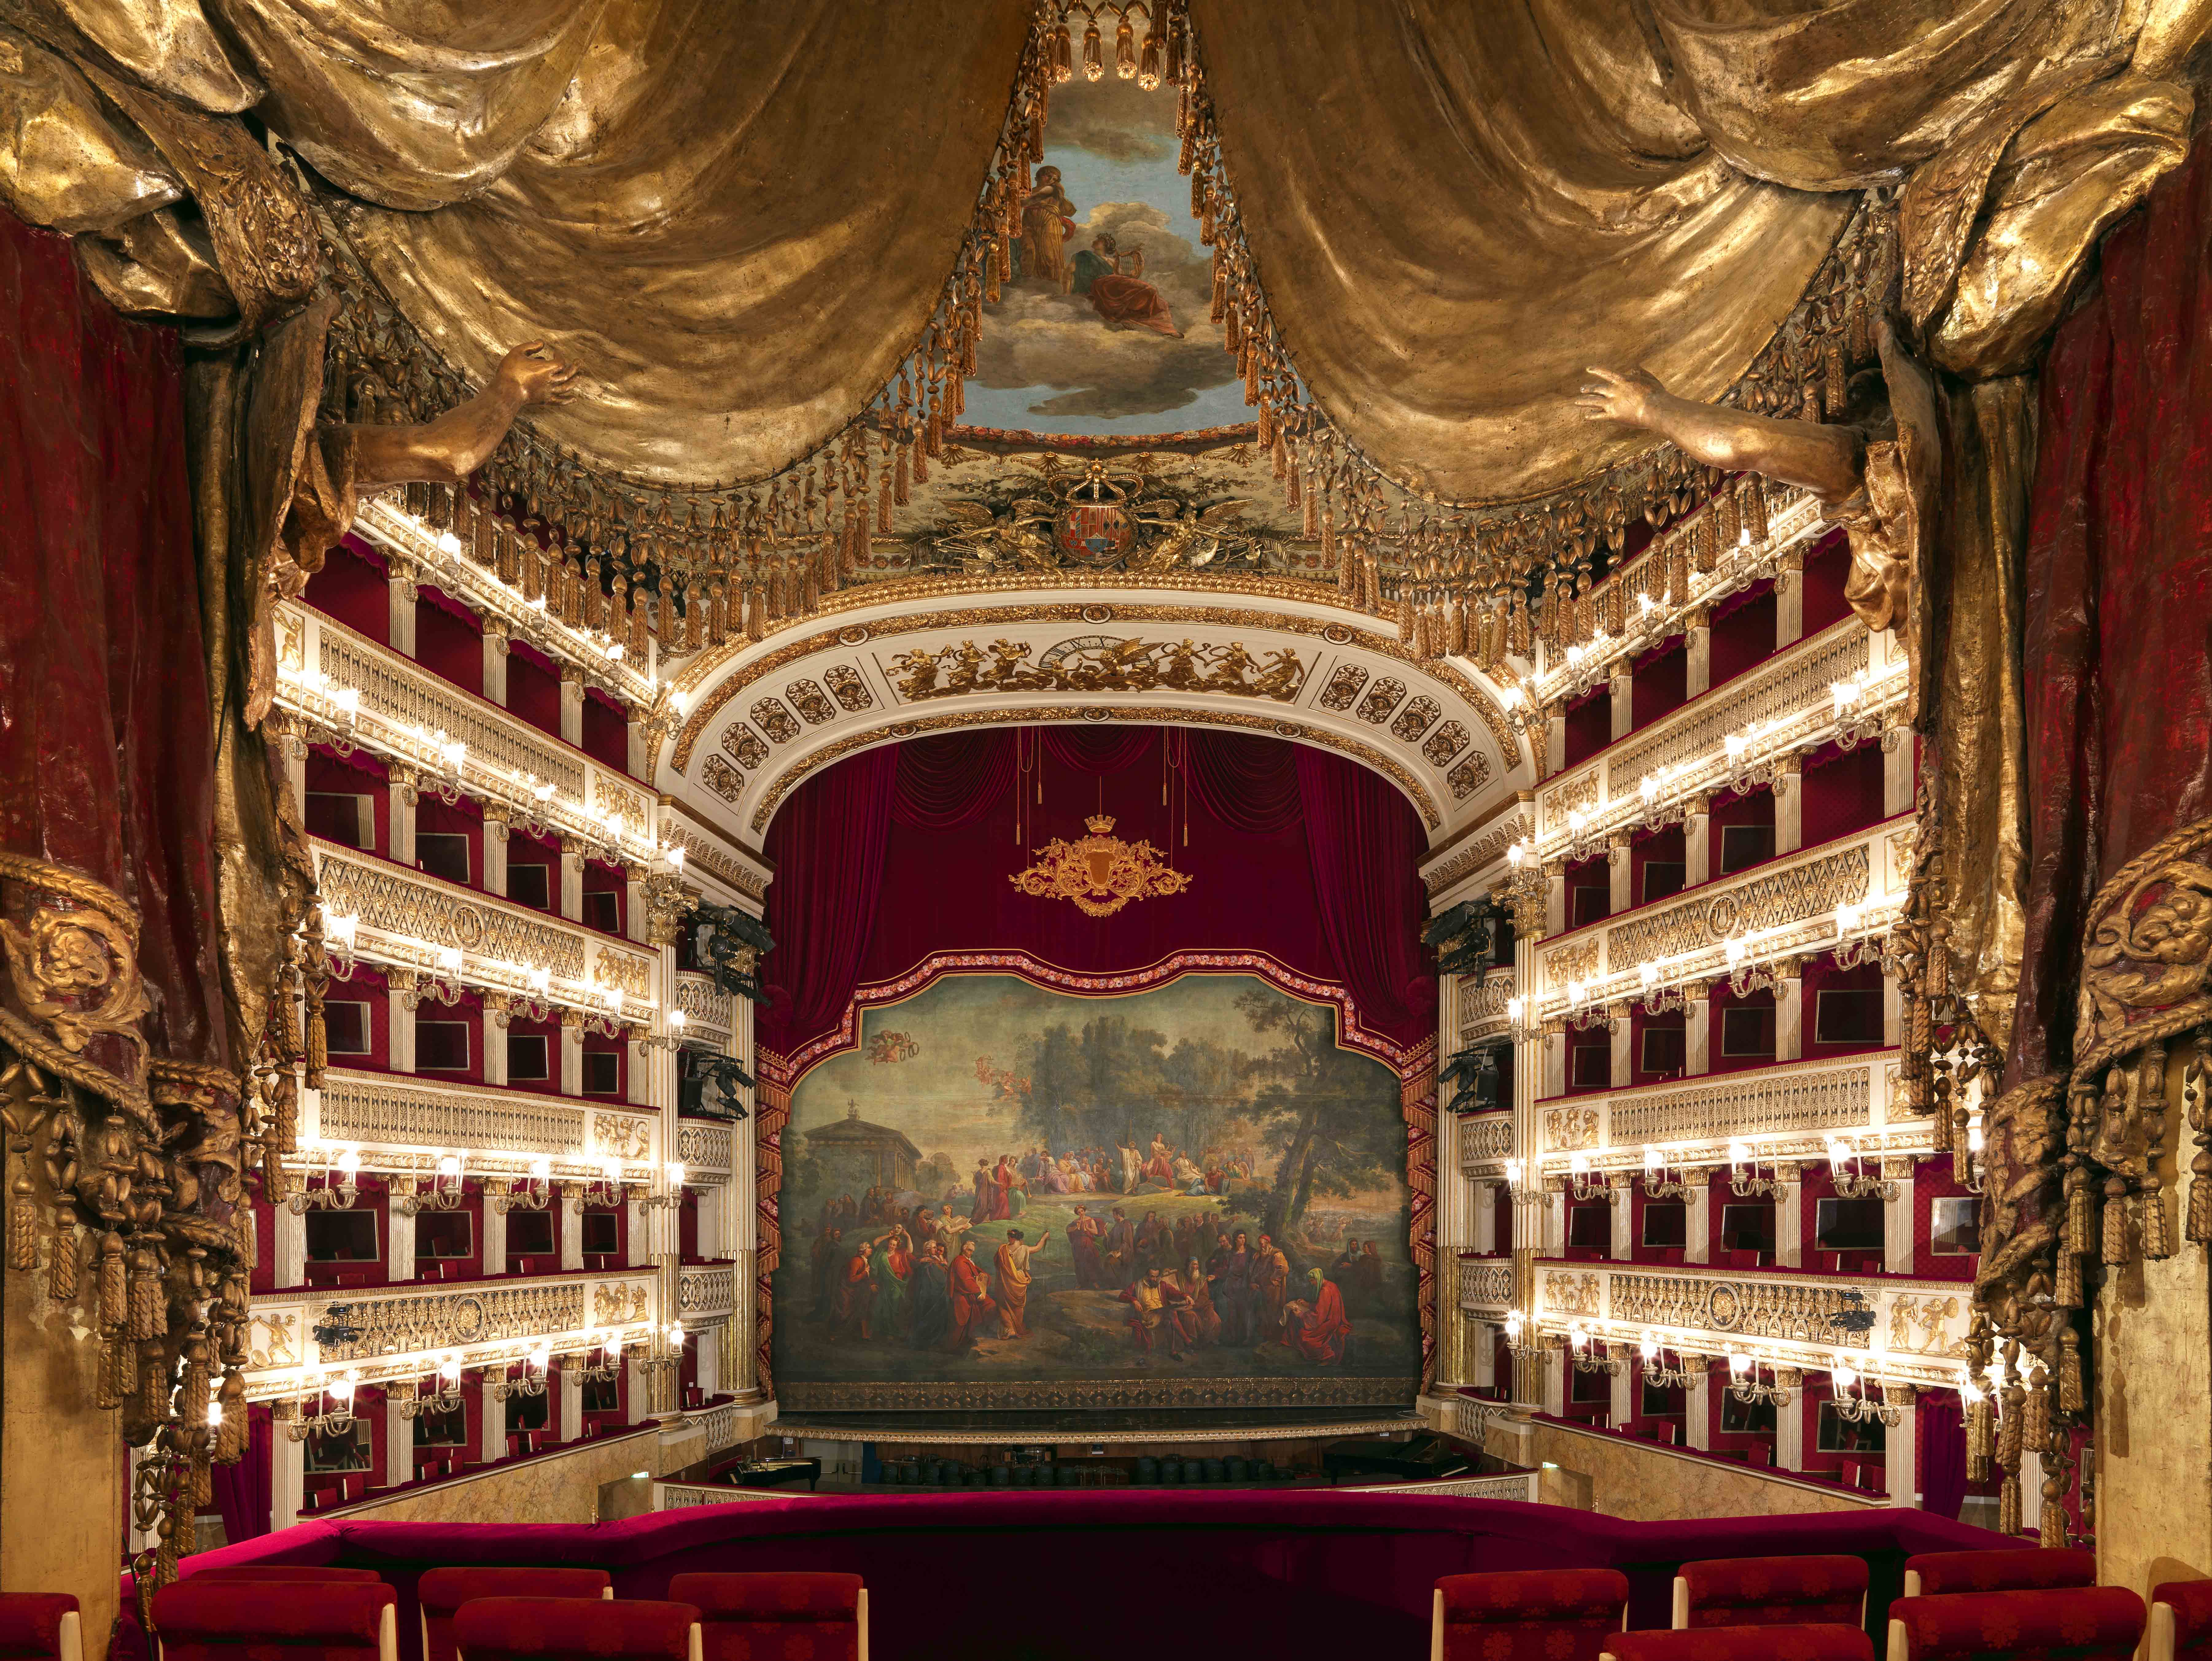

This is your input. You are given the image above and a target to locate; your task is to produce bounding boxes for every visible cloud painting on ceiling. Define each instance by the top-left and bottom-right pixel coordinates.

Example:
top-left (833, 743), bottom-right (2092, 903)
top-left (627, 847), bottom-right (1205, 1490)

top-left (963, 74), bottom-right (1249, 439)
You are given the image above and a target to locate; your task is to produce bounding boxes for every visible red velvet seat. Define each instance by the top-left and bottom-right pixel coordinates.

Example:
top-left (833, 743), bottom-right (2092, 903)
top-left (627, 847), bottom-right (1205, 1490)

top-left (666, 1574), bottom-right (866, 1661)
top-left (450, 1598), bottom-right (699, 1661)
top-left (0, 1594), bottom-right (82, 1661)
top-left (417, 1570), bottom-right (611, 1661)
top-left (1902, 1551), bottom-right (2097, 1600)
top-left (2150, 1578), bottom-right (2212, 1661)
top-left (1674, 1555), bottom-right (1869, 1629)
top-left (1430, 1568), bottom-right (1628, 1661)
top-left (1885, 1587), bottom-right (2145, 1661)
top-left (1605, 1627), bottom-right (1874, 1660)
top-left (152, 1578), bottom-right (397, 1661)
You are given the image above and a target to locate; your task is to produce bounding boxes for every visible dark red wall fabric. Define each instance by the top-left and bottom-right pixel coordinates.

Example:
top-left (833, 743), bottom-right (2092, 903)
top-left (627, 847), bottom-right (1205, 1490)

top-left (0, 212), bottom-right (228, 1066)
top-left (759, 728), bottom-right (1435, 1057)
top-left (2006, 139), bottom-right (2212, 1083)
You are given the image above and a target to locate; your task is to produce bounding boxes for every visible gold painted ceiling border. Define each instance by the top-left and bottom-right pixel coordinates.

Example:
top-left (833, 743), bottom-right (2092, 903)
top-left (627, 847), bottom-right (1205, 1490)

top-left (727, 703), bottom-right (1442, 835)
top-left (669, 594), bottom-right (1522, 773)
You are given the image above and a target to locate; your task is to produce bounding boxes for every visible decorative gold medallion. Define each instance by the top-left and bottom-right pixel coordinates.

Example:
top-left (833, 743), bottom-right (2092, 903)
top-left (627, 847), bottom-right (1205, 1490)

top-left (1008, 815), bottom-right (1193, 918)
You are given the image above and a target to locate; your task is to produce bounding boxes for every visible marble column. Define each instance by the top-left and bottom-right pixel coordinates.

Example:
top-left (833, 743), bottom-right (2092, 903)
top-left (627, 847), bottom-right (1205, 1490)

top-left (388, 1187), bottom-right (417, 1281)
top-left (1473, 1181), bottom-right (1499, 1255)
top-left (1776, 962), bottom-right (1806, 1062)
top-left (1469, 1320), bottom-right (1496, 1390)
top-left (1609, 668), bottom-right (1632, 742)
top-left (1608, 834), bottom-right (1632, 916)
top-left (1610, 1175), bottom-right (1634, 1260)
top-left (387, 978), bottom-right (417, 1073)
top-left (272, 1421), bottom-right (305, 1530)
top-left (387, 766), bottom-right (417, 868)
top-left (1884, 1388), bottom-right (1920, 1506)
top-left (1685, 609), bottom-right (1712, 698)
top-left (482, 1198), bottom-right (508, 1278)
top-left (482, 806), bottom-right (510, 899)
top-left (1774, 761), bottom-right (1804, 855)
top-left (558, 839), bottom-right (584, 922)
top-left (482, 617), bottom-right (510, 706)
top-left (1684, 1366), bottom-right (1713, 1451)
top-left (1775, 1165), bottom-right (1804, 1268)
top-left (1685, 796), bottom-right (1712, 887)
top-left (1543, 1026), bottom-right (1567, 1098)
top-left (1775, 548), bottom-right (1805, 649)
top-left (626, 1194), bottom-right (651, 1269)
top-left (383, 1394), bottom-right (411, 1490)
top-left (1684, 1177), bottom-right (1712, 1266)
top-left (387, 556), bottom-right (419, 659)
top-left (479, 1379), bottom-right (508, 1465)
top-left (1775, 1381), bottom-right (1806, 1471)
top-left (1609, 1353), bottom-right (1634, 1428)
top-left (560, 1011), bottom-right (584, 1096)
top-left (482, 995), bottom-right (511, 1088)
top-left (275, 1201), bottom-right (307, 1288)
top-left (1883, 1162), bottom-right (1916, 1275)
top-left (1685, 984), bottom-right (1712, 1077)
top-left (1883, 728), bottom-right (1915, 817)
top-left (560, 1185), bottom-right (585, 1272)
top-left (560, 665), bottom-right (586, 748)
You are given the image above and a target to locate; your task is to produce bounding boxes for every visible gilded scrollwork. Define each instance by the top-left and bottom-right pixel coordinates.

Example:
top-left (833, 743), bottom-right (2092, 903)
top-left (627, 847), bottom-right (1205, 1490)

top-left (887, 635), bottom-right (1308, 705)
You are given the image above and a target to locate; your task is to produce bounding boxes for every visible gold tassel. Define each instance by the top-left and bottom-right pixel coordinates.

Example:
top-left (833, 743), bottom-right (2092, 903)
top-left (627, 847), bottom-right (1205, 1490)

top-left (10, 1181), bottom-right (34, 1272)
top-left (2142, 1181), bottom-right (2173, 1260)
top-left (1997, 1385), bottom-right (2024, 1468)
top-left (1825, 337), bottom-right (1848, 416)
top-left (129, 1252), bottom-right (161, 1340)
top-left (2055, 1239), bottom-right (2083, 1308)
top-left (1965, 1396), bottom-right (1992, 1481)
top-left (1741, 478), bottom-right (1768, 542)
top-left (1271, 432), bottom-right (1290, 481)
top-left (912, 435), bottom-right (929, 487)
top-left (1255, 398), bottom-right (1273, 451)
top-left (2040, 1499), bottom-right (2068, 1549)
top-left (2103, 1177), bottom-right (2133, 1265)
top-left (1210, 261), bottom-right (1227, 323)
top-left (1396, 594), bottom-right (1414, 645)
top-left (895, 444), bottom-right (911, 506)
top-left (1114, 16), bottom-right (1135, 78)
top-left (1998, 1473), bottom-right (2021, 1538)
top-left (2063, 1163), bottom-right (2091, 1255)
top-left (2190, 1152), bottom-right (2212, 1245)
top-left (99, 1231), bottom-right (126, 1330)
top-left (2022, 1371), bottom-right (2050, 1446)
top-left (48, 1215), bottom-right (77, 1301)
top-left (1302, 476), bottom-right (1319, 539)
top-left (2059, 1330), bottom-right (2084, 1414)
top-left (878, 476), bottom-right (894, 533)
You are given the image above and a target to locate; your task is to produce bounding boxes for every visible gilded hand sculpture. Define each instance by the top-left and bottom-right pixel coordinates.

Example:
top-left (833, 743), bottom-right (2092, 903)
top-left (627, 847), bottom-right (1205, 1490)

top-left (1574, 319), bottom-right (1937, 636)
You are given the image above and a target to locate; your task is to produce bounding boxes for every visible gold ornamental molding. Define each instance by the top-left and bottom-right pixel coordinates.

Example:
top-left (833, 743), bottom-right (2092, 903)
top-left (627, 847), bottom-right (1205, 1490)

top-left (728, 704), bottom-right (1443, 834)
top-left (668, 595), bottom-right (1523, 775)
top-left (1009, 814), bottom-right (1193, 918)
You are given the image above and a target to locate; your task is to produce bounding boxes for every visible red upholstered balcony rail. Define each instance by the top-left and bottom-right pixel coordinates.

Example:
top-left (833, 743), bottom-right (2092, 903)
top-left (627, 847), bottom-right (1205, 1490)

top-left (126, 1492), bottom-right (2002, 1661)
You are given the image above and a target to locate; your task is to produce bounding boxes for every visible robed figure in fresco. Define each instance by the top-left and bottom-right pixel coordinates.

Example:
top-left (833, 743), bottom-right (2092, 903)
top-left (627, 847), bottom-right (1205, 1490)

top-left (1019, 165), bottom-right (1076, 289)
top-left (1283, 1268), bottom-right (1352, 1365)
top-left (1070, 234), bottom-right (1180, 337)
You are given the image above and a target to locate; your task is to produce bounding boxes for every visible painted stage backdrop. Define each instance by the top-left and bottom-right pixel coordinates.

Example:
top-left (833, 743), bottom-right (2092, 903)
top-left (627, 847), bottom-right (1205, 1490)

top-left (773, 973), bottom-right (1419, 1411)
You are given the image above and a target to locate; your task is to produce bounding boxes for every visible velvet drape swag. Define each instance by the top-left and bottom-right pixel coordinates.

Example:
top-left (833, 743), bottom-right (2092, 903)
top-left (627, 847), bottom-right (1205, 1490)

top-left (762, 729), bottom-right (1434, 1057)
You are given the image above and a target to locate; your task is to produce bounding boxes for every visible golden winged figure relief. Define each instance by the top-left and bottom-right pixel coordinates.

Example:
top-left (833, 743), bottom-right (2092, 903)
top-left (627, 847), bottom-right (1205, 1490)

top-left (1131, 499), bottom-right (1249, 570)
top-left (934, 499), bottom-right (1060, 571)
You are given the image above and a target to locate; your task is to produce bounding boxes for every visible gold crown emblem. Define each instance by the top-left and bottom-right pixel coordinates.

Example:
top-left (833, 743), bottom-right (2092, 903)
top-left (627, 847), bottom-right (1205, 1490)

top-left (1084, 814), bottom-right (1116, 835)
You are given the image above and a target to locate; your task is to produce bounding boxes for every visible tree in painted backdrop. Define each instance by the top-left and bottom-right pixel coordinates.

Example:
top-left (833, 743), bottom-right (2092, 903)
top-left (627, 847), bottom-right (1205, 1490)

top-left (1019, 1014), bottom-right (1257, 1159)
top-left (1219, 988), bottom-right (1404, 1253)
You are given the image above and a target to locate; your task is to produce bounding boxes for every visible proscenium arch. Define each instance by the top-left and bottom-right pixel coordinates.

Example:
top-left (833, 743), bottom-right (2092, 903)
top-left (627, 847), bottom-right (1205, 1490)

top-left (658, 582), bottom-right (1534, 849)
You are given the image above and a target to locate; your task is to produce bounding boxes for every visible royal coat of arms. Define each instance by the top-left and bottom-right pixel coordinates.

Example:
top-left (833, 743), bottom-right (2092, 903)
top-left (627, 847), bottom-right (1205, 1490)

top-left (1007, 815), bottom-right (1193, 918)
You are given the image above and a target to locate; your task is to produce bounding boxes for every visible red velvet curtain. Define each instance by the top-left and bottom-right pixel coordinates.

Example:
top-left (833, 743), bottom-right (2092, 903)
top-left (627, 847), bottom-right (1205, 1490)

top-left (759, 727), bottom-right (1435, 1056)
top-left (1182, 731), bottom-right (1304, 836)
top-left (2004, 139), bottom-right (2212, 1084)
top-left (1294, 745), bottom-right (1436, 1035)
top-left (0, 211), bottom-right (228, 1070)
top-left (758, 746), bottom-right (899, 1051)
top-left (211, 1404), bottom-right (274, 1543)
top-left (1918, 1396), bottom-right (1968, 1522)
top-left (891, 733), bottom-right (1015, 830)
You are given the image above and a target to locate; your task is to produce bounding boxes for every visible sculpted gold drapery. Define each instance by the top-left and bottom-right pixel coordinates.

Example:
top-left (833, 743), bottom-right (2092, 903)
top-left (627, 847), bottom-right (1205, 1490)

top-left (2, 0), bottom-right (2200, 497)
top-left (1186, 0), bottom-right (2193, 505)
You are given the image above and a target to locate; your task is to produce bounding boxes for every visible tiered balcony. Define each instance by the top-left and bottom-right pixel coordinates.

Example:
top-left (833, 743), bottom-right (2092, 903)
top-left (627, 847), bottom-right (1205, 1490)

top-left (276, 601), bottom-right (668, 869)
top-left (1531, 1049), bottom-right (1917, 1176)
top-left (312, 836), bottom-right (662, 1021)
top-left (244, 1265), bottom-right (662, 1399)
top-left (1527, 815), bottom-right (1912, 1021)
top-left (1527, 1258), bottom-right (1971, 1392)
top-left (307, 1068), bottom-right (661, 1177)
top-left (1529, 618), bottom-right (1906, 856)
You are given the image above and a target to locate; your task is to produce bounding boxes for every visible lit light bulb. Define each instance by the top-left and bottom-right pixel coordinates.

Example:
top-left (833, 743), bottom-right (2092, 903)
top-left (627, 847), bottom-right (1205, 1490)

top-left (437, 531), bottom-right (464, 556)
top-left (1639, 962), bottom-right (1659, 990)
top-left (666, 1161), bottom-right (685, 1188)
top-left (1505, 996), bottom-right (1524, 1022)
top-left (531, 1157), bottom-right (551, 1182)
top-left (337, 1148), bottom-right (361, 1177)
top-left (438, 1154), bottom-right (461, 1179)
top-left (1639, 1335), bottom-right (1657, 1361)
top-left (668, 1009), bottom-right (687, 1030)
top-left (1643, 1146), bottom-right (1662, 1174)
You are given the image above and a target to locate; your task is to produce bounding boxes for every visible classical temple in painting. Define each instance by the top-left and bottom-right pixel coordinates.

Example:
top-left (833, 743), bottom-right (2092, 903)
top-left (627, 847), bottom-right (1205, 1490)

top-left (4, 5), bottom-right (2212, 1660)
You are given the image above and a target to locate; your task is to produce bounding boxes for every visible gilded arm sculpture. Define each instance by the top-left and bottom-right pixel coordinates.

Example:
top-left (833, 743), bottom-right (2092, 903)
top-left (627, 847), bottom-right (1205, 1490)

top-left (1574, 319), bottom-right (1937, 634)
top-left (346, 341), bottom-right (579, 490)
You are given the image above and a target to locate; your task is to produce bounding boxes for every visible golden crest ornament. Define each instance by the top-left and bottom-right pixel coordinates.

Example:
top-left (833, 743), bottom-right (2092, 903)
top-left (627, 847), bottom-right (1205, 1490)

top-left (1008, 815), bottom-right (1193, 918)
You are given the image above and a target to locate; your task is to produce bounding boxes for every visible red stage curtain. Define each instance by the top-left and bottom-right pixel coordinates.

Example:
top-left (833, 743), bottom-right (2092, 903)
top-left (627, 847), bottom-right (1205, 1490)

top-left (2005, 139), bottom-right (2212, 1084)
top-left (758, 746), bottom-right (899, 1051)
top-left (760, 728), bottom-right (1435, 1057)
top-left (1919, 1396), bottom-right (1968, 1522)
top-left (1295, 745), bottom-right (1435, 1036)
top-left (211, 1404), bottom-right (274, 1544)
top-left (891, 732), bottom-right (1015, 831)
top-left (1183, 731), bottom-right (1303, 836)
top-left (0, 212), bottom-right (228, 1068)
